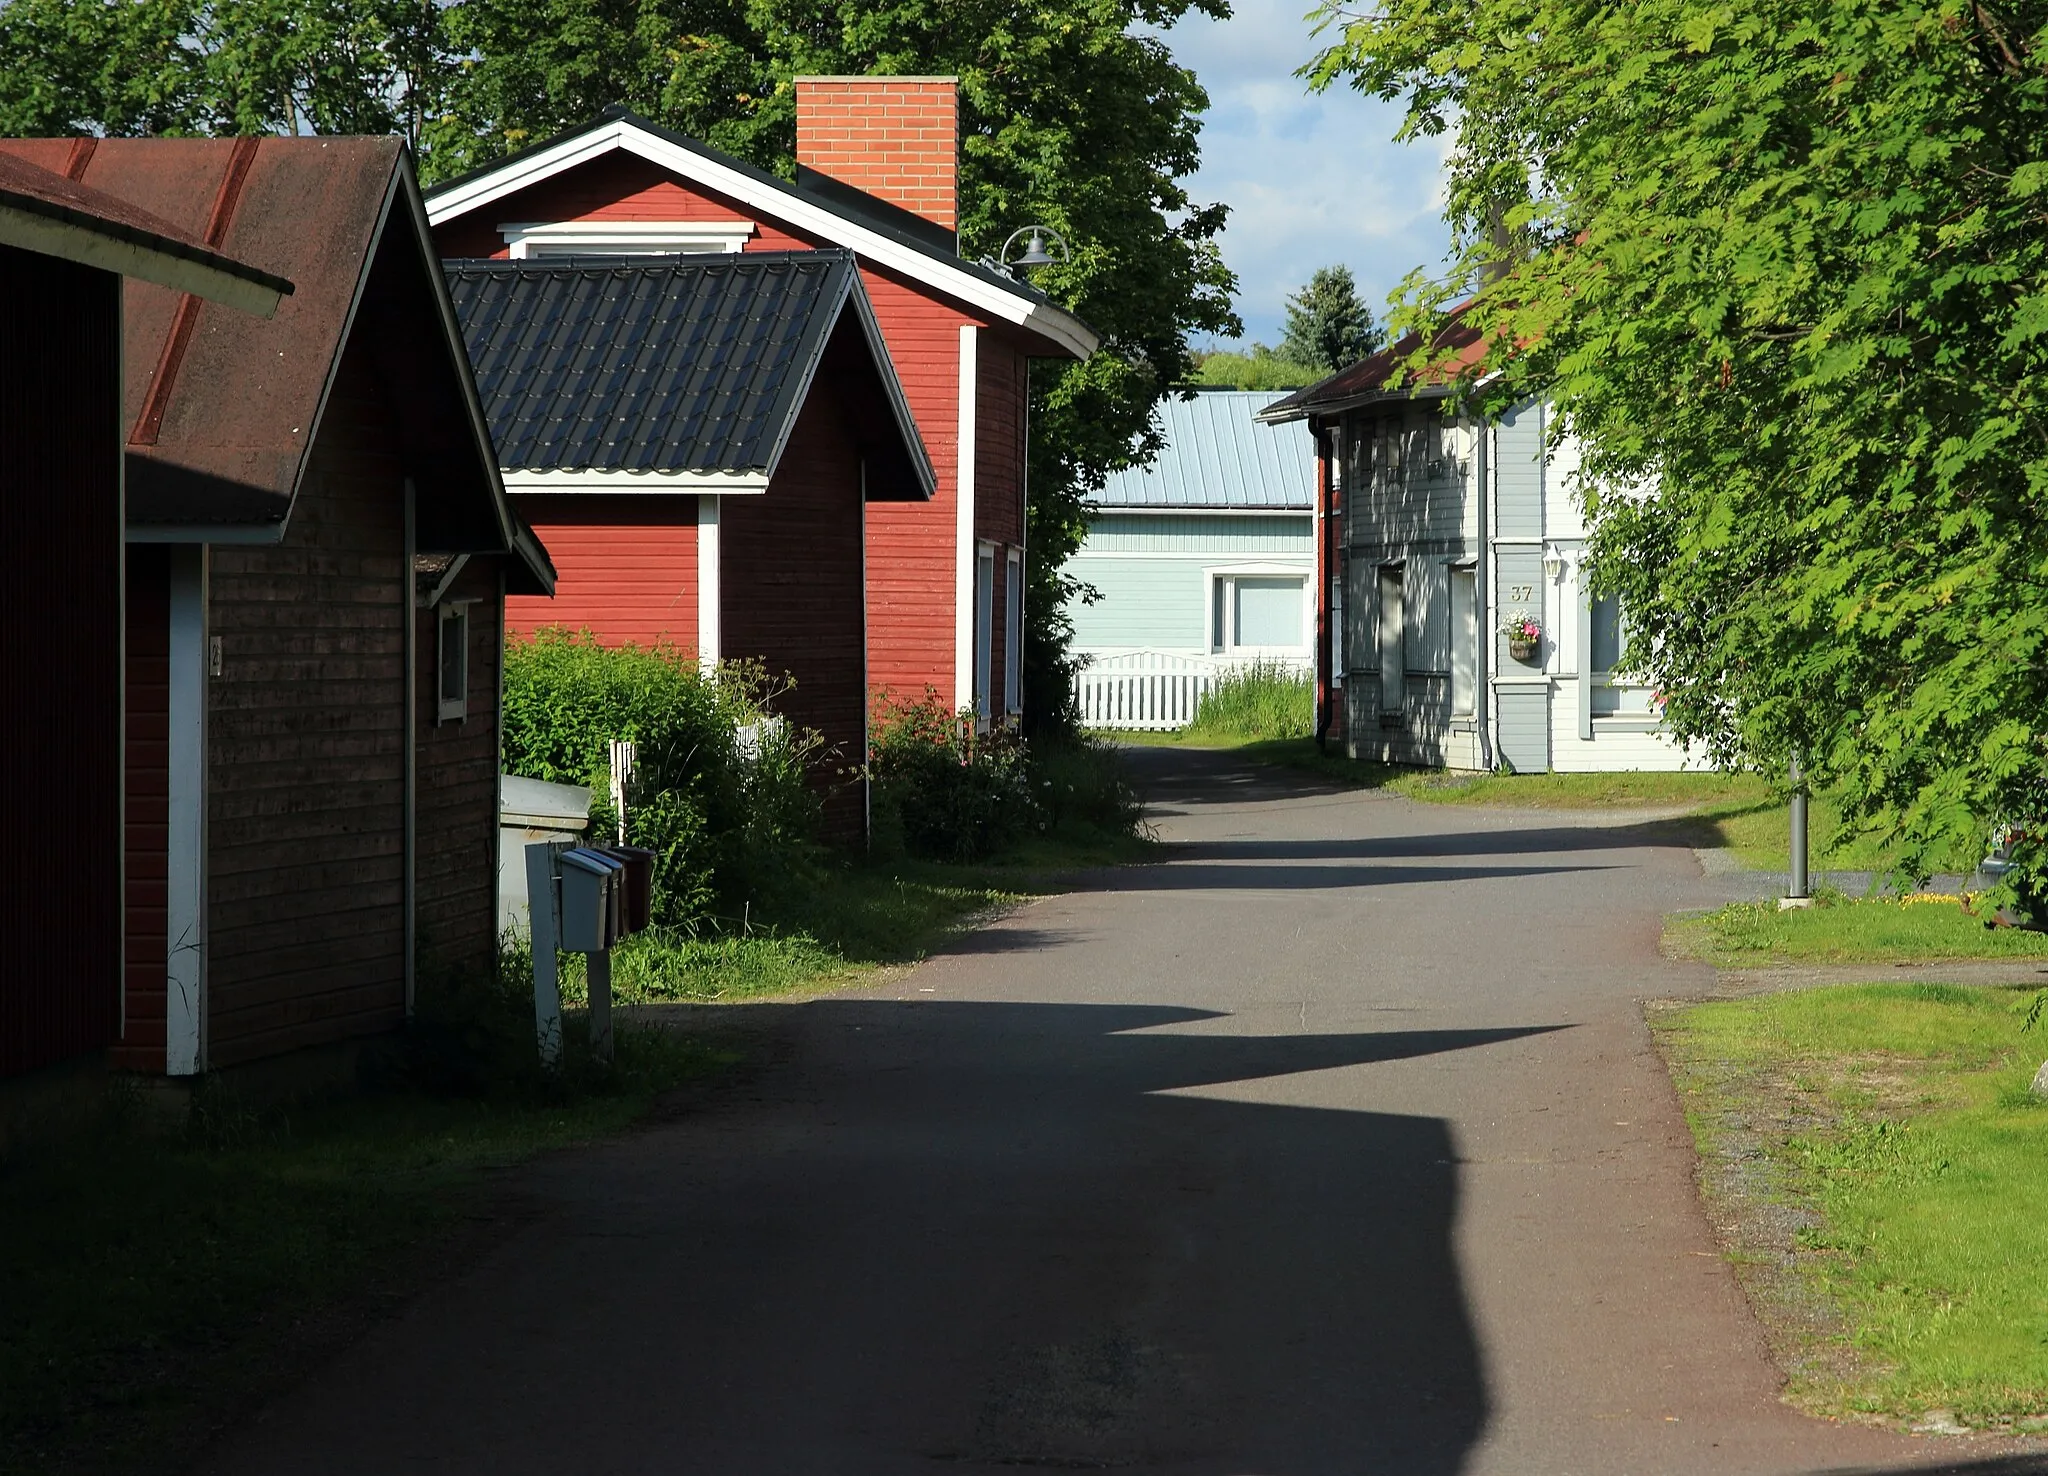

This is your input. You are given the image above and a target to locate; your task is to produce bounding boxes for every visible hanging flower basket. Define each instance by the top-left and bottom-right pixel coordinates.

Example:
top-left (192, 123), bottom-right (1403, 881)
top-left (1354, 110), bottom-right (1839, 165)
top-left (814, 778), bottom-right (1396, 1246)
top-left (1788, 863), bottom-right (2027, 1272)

top-left (1502, 611), bottom-right (1542, 662)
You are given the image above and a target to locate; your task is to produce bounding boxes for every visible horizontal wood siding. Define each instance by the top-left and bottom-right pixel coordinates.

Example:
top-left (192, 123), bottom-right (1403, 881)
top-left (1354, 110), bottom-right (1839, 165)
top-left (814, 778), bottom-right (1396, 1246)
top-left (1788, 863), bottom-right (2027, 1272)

top-left (863, 266), bottom-right (966, 703)
top-left (118, 546), bottom-right (170, 1073)
top-left (0, 250), bottom-right (123, 1078)
top-left (722, 385), bottom-right (868, 840)
top-left (1086, 514), bottom-right (1313, 554)
top-left (1496, 687), bottom-right (1551, 774)
top-left (205, 345), bottom-right (406, 1068)
top-left (430, 154), bottom-right (814, 258)
top-left (505, 496), bottom-right (698, 652)
top-left (1495, 401), bottom-right (1545, 540)
top-left (416, 559), bottom-right (505, 986)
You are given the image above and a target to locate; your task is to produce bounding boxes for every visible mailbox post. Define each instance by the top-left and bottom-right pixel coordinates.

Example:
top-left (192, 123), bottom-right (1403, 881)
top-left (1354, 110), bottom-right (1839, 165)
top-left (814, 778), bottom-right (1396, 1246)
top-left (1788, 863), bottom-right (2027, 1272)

top-left (526, 841), bottom-right (650, 1069)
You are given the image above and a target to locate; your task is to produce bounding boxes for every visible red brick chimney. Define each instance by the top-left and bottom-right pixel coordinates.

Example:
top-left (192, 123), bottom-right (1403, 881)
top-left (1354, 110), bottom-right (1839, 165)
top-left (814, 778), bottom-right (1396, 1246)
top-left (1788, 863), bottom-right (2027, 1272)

top-left (794, 76), bottom-right (958, 233)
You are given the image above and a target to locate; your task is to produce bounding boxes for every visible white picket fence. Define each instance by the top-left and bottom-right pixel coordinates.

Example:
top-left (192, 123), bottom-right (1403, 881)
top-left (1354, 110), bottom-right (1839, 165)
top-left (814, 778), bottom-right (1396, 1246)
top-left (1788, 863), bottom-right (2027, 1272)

top-left (1076, 649), bottom-right (1309, 731)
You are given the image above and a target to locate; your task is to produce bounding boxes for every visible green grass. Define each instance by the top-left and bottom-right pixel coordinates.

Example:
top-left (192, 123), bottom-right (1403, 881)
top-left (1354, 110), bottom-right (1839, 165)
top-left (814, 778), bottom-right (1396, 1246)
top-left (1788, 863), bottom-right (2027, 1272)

top-left (0, 1019), bottom-right (725, 1474)
top-left (1182, 660), bottom-right (1314, 743)
top-left (1656, 982), bottom-right (2048, 1424)
top-left (1666, 895), bottom-right (2048, 967)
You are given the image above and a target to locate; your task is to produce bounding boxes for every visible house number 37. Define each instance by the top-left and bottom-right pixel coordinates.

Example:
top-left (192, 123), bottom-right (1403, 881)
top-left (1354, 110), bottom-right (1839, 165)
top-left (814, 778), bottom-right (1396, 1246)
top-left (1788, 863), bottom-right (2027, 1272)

top-left (1506, 584), bottom-right (1534, 601)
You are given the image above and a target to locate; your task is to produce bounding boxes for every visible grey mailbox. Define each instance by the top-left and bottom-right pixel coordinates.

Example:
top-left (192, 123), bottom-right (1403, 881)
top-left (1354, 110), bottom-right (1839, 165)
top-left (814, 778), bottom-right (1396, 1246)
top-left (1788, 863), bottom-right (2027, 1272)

top-left (558, 847), bottom-right (622, 952)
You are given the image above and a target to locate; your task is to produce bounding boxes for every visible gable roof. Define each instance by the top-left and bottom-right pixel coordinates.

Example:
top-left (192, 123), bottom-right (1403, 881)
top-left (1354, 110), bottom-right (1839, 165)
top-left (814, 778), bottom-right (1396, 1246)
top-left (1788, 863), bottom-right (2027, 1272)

top-left (1256, 309), bottom-right (1491, 424)
top-left (423, 107), bottom-right (1097, 361)
top-left (0, 136), bottom-right (553, 593)
top-left (445, 250), bottom-right (935, 501)
top-left (0, 149), bottom-right (290, 316)
top-left (1093, 390), bottom-right (1313, 510)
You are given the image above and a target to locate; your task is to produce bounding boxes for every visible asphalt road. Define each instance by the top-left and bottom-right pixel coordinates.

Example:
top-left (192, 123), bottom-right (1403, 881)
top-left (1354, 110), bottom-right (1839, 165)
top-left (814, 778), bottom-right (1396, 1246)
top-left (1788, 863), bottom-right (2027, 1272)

top-left (205, 747), bottom-right (2048, 1475)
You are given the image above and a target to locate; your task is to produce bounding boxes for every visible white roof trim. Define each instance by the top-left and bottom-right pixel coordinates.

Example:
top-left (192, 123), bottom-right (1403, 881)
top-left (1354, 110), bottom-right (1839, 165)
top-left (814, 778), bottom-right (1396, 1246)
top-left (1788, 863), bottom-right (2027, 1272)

top-left (427, 118), bottom-right (1098, 359)
top-left (501, 218), bottom-right (754, 257)
top-left (503, 468), bottom-right (769, 494)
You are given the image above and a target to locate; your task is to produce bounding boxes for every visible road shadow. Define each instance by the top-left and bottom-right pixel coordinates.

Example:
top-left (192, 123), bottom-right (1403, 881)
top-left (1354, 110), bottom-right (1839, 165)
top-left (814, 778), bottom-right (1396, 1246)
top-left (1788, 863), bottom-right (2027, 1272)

top-left (1816, 1457), bottom-right (2048, 1475)
top-left (209, 1002), bottom-right (1564, 1476)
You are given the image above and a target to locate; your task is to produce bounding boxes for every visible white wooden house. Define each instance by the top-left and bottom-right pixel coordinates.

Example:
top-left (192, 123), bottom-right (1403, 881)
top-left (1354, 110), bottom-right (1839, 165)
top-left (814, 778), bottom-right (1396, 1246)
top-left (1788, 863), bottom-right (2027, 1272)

top-left (1258, 327), bottom-right (1689, 772)
top-left (1068, 389), bottom-right (1316, 729)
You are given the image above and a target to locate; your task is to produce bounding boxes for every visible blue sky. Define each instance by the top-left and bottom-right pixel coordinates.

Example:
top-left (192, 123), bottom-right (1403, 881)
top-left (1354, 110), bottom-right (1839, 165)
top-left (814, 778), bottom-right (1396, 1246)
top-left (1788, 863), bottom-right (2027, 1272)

top-left (1155, 0), bottom-right (1455, 348)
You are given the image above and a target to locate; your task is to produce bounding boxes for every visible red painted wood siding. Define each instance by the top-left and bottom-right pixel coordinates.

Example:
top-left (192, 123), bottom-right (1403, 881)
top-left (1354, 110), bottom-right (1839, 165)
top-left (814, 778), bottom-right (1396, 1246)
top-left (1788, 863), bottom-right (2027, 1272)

top-left (431, 154), bottom-right (813, 259)
top-left (428, 154), bottom-right (1057, 709)
top-left (0, 248), bottom-right (123, 1079)
top-left (976, 338), bottom-right (1028, 711)
top-left (505, 496), bottom-right (699, 652)
top-left (415, 558), bottom-right (505, 981)
top-left (722, 381), bottom-right (869, 840)
top-left (118, 546), bottom-right (170, 1073)
top-left (205, 342), bottom-right (407, 1069)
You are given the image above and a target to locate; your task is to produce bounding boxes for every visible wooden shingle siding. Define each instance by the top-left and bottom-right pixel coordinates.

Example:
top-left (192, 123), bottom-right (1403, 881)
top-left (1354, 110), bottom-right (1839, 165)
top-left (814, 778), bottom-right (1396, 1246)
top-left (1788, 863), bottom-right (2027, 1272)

top-left (506, 496), bottom-right (698, 651)
top-left (0, 249), bottom-right (124, 1079)
top-left (205, 344), bottom-right (406, 1068)
top-left (119, 547), bottom-right (171, 1073)
top-left (416, 559), bottom-right (504, 981)
top-left (722, 385), bottom-right (868, 840)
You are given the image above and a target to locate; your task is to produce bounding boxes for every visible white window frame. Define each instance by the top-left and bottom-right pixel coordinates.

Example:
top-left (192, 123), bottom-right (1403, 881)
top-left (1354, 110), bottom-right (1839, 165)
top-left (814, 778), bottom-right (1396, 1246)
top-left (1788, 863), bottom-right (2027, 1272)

top-left (436, 600), bottom-right (473, 724)
top-left (1205, 562), bottom-right (1312, 659)
top-left (499, 219), bottom-right (756, 257)
top-left (1003, 548), bottom-right (1024, 717)
top-left (974, 541), bottom-right (996, 729)
top-left (1579, 584), bottom-right (1661, 735)
top-left (1377, 563), bottom-right (1406, 720)
top-left (1449, 560), bottom-right (1478, 717)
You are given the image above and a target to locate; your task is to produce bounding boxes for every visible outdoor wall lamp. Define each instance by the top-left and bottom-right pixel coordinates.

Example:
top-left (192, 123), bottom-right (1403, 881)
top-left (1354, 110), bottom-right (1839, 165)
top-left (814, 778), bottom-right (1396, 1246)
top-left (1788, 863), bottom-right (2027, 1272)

top-left (1542, 548), bottom-right (1568, 579)
top-left (1000, 225), bottom-right (1070, 275)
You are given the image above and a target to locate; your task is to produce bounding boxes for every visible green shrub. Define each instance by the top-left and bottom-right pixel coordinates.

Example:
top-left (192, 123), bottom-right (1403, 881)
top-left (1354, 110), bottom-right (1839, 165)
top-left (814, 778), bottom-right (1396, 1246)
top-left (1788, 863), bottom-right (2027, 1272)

top-left (502, 628), bottom-right (821, 926)
top-left (870, 689), bottom-right (1037, 862)
top-left (1031, 736), bottom-right (1146, 838)
top-left (1185, 659), bottom-right (1315, 742)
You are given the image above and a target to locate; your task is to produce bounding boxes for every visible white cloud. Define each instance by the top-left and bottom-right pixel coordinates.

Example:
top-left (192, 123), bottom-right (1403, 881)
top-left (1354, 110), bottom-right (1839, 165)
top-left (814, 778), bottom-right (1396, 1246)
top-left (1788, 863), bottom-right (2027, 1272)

top-left (1151, 0), bottom-right (1455, 347)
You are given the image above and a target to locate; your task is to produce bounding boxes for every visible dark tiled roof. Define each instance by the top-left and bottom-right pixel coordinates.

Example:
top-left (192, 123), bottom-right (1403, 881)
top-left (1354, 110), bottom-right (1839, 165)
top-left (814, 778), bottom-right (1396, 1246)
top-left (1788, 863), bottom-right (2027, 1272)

top-left (446, 250), bottom-right (856, 476)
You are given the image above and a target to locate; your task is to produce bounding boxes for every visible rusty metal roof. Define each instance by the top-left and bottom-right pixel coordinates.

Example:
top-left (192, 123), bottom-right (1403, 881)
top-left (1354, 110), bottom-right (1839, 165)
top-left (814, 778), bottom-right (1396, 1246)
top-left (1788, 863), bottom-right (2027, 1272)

top-left (0, 136), bottom-right (553, 592)
top-left (0, 147), bottom-right (290, 313)
top-left (1256, 310), bottom-right (1493, 424)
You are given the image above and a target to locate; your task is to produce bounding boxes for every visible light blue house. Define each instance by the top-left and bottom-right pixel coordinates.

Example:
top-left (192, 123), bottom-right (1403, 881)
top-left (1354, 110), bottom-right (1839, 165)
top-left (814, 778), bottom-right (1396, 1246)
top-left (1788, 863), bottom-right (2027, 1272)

top-left (1068, 389), bottom-right (1316, 727)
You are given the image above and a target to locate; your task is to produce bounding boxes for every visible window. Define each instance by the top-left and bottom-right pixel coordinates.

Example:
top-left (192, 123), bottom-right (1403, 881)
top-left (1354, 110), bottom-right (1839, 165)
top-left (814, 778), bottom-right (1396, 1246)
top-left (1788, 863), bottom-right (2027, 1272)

top-left (1591, 592), bottom-right (1622, 674)
top-left (1210, 573), bottom-right (1306, 655)
top-left (501, 220), bottom-right (756, 257)
top-left (1330, 569), bottom-right (1346, 681)
top-left (1450, 564), bottom-right (1477, 715)
top-left (436, 602), bottom-right (469, 723)
top-left (1377, 564), bottom-right (1405, 719)
top-left (974, 543), bottom-right (996, 727)
top-left (1004, 549), bottom-right (1024, 716)
top-left (1587, 590), bottom-right (1657, 720)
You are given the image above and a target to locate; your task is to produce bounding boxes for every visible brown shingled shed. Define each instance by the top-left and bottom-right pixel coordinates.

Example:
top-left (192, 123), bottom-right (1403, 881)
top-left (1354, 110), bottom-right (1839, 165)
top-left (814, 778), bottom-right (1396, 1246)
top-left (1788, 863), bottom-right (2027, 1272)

top-left (0, 136), bottom-right (556, 1077)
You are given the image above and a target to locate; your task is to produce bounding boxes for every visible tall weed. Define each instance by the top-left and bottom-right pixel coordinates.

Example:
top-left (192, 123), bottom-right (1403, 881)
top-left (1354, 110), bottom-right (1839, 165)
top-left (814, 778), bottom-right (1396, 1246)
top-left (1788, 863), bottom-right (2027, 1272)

top-left (1185, 659), bottom-right (1314, 742)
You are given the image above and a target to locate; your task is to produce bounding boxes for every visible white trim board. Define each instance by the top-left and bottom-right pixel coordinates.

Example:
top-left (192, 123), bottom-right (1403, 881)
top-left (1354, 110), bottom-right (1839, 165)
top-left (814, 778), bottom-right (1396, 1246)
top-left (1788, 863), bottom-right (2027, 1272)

top-left (503, 468), bottom-right (769, 494)
top-left (0, 203), bottom-right (286, 318)
top-left (954, 325), bottom-right (977, 710)
top-left (696, 494), bottom-right (721, 675)
top-left (425, 117), bottom-right (1097, 360)
top-left (501, 219), bottom-right (754, 257)
top-left (165, 546), bottom-right (208, 1076)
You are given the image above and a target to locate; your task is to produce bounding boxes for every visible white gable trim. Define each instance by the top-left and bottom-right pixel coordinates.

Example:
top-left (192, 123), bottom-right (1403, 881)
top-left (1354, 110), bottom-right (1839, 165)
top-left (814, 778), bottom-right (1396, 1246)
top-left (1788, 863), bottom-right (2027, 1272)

top-left (426, 118), bottom-right (1097, 359)
top-left (503, 468), bottom-right (769, 494)
top-left (501, 218), bottom-right (754, 257)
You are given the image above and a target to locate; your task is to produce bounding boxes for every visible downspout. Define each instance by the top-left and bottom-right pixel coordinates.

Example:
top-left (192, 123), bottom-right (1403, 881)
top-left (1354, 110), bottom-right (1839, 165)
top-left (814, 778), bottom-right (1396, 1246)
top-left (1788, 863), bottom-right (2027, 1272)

top-left (1479, 424), bottom-right (1496, 771)
top-left (1313, 420), bottom-right (1330, 751)
top-left (403, 477), bottom-right (417, 1017)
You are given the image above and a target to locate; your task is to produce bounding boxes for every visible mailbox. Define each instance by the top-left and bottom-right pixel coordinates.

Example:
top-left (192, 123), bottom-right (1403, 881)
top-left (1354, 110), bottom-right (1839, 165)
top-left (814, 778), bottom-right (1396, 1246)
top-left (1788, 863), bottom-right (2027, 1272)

top-left (603, 846), bottom-right (656, 935)
top-left (558, 847), bottom-right (623, 952)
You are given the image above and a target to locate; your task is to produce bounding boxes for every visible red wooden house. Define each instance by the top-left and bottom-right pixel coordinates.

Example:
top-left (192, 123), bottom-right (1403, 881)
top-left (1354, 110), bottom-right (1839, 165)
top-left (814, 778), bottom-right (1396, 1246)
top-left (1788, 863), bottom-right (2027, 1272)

top-left (424, 80), bottom-right (1097, 726)
top-left (0, 136), bottom-right (555, 1076)
top-left (0, 152), bottom-right (287, 1082)
top-left (445, 249), bottom-right (933, 837)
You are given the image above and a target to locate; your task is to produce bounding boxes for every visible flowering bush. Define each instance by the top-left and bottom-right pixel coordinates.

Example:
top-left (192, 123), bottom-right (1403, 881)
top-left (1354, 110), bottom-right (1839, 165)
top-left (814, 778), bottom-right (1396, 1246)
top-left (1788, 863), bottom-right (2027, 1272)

top-left (1502, 611), bottom-right (1542, 644)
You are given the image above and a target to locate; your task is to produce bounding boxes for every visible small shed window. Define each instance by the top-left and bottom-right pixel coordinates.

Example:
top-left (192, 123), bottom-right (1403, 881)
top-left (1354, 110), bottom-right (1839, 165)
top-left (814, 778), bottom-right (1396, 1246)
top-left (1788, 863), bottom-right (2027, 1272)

top-left (974, 542), bottom-right (996, 728)
top-left (437, 602), bottom-right (469, 723)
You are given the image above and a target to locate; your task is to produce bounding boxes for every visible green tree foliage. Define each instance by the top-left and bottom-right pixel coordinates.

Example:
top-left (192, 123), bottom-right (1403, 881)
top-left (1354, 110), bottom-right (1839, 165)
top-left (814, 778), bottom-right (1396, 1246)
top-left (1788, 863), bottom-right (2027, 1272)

top-left (2, 0), bottom-right (1239, 734)
top-left (1309, 0), bottom-right (2048, 894)
top-left (1192, 344), bottom-right (1323, 389)
top-left (1278, 263), bottom-right (1379, 371)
